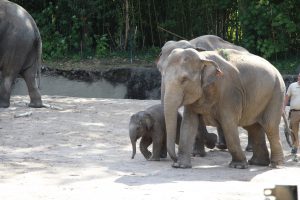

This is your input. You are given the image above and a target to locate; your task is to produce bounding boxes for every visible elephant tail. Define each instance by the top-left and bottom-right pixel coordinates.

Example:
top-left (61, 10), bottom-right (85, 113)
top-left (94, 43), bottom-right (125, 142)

top-left (282, 112), bottom-right (294, 148)
top-left (36, 36), bottom-right (42, 89)
top-left (32, 24), bottom-right (43, 89)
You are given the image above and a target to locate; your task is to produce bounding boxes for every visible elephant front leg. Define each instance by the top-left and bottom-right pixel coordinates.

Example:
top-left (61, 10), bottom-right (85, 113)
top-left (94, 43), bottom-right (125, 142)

top-left (140, 137), bottom-right (152, 160)
top-left (173, 107), bottom-right (199, 168)
top-left (192, 115), bottom-right (207, 157)
top-left (0, 76), bottom-right (14, 108)
top-left (221, 121), bottom-right (248, 169)
top-left (149, 132), bottom-right (164, 161)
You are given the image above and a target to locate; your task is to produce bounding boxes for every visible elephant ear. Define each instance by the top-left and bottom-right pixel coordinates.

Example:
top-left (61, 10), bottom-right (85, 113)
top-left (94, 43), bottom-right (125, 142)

top-left (143, 112), bottom-right (155, 131)
top-left (197, 54), bottom-right (223, 88)
top-left (195, 47), bottom-right (207, 52)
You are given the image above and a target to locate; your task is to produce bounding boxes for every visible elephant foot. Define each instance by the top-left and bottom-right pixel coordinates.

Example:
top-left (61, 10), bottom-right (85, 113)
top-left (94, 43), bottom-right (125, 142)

top-left (269, 160), bottom-right (284, 168)
top-left (245, 144), bottom-right (253, 152)
top-left (172, 162), bottom-right (192, 169)
top-left (29, 101), bottom-right (43, 108)
top-left (192, 149), bottom-right (206, 157)
top-left (0, 101), bottom-right (10, 108)
top-left (229, 160), bottom-right (249, 169)
top-left (142, 152), bottom-right (152, 160)
top-left (205, 133), bottom-right (217, 149)
top-left (148, 156), bottom-right (160, 161)
top-left (160, 150), bottom-right (167, 158)
top-left (248, 157), bottom-right (270, 166)
top-left (216, 142), bottom-right (227, 150)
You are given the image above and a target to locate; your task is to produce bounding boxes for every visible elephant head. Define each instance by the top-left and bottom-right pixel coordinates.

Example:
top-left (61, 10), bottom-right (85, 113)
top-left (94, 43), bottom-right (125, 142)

top-left (162, 48), bottom-right (223, 161)
top-left (129, 111), bottom-right (154, 159)
top-left (156, 40), bottom-right (197, 103)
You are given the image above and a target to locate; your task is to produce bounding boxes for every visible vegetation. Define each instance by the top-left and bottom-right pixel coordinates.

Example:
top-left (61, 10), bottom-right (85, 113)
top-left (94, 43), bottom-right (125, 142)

top-left (11, 0), bottom-right (300, 73)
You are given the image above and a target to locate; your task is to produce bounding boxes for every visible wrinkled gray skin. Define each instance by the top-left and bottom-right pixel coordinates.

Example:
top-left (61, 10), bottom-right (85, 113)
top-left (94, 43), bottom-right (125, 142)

top-left (0, 1), bottom-right (42, 108)
top-left (163, 48), bottom-right (285, 169)
top-left (129, 104), bottom-right (181, 161)
top-left (157, 35), bottom-right (251, 151)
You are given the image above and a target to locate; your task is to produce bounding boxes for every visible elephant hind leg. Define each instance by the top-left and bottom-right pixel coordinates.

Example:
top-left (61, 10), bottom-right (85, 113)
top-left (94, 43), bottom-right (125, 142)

top-left (262, 124), bottom-right (284, 167)
top-left (243, 123), bottom-right (270, 166)
top-left (21, 67), bottom-right (43, 108)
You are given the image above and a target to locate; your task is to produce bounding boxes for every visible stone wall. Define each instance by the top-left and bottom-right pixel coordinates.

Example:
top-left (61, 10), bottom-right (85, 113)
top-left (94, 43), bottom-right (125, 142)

top-left (43, 66), bottom-right (161, 100)
top-left (42, 67), bottom-right (297, 100)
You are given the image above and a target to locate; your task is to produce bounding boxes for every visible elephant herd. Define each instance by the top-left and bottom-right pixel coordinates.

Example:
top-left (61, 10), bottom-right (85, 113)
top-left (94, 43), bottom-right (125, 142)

top-left (131, 35), bottom-right (289, 170)
top-left (0, 1), bottom-right (290, 170)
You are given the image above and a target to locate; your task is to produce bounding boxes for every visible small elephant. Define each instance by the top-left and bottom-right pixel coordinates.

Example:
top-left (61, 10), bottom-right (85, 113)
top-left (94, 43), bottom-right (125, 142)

top-left (129, 104), bottom-right (217, 160)
top-left (0, 1), bottom-right (43, 108)
top-left (129, 104), bottom-right (181, 161)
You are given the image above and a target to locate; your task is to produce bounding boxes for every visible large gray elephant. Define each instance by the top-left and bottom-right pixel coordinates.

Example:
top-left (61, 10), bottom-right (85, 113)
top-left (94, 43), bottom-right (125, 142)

top-left (0, 1), bottom-right (43, 108)
top-left (162, 48), bottom-right (285, 169)
top-left (157, 35), bottom-right (250, 150)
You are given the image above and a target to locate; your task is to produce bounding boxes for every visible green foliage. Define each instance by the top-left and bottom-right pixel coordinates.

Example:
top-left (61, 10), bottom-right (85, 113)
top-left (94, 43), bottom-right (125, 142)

top-left (239, 0), bottom-right (300, 60)
top-left (10, 0), bottom-right (300, 73)
top-left (273, 58), bottom-right (299, 74)
top-left (95, 34), bottom-right (109, 58)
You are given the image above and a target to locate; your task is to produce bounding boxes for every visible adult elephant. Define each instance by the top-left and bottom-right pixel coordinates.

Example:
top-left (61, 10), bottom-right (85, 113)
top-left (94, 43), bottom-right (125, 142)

top-left (189, 35), bottom-right (249, 52)
top-left (0, 0), bottom-right (43, 108)
top-left (157, 35), bottom-right (250, 150)
top-left (163, 48), bottom-right (285, 169)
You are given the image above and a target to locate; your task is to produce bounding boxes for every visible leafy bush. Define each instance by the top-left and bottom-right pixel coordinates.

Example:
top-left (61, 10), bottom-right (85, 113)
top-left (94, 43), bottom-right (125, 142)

top-left (95, 34), bottom-right (109, 58)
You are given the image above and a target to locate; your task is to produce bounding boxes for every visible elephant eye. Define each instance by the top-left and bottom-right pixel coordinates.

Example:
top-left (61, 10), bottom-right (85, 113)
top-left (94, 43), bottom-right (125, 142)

top-left (180, 74), bottom-right (189, 84)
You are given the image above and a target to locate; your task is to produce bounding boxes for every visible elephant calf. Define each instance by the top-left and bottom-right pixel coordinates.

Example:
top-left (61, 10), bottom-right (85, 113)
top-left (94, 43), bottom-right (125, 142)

top-left (129, 104), bottom-right (217, 160)
top-left (129, 104), bottom-right (180, 161)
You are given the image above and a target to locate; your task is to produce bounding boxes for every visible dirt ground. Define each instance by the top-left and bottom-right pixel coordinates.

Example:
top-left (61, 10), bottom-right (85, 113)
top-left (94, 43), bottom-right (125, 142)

top-left (0, 95), bottom-right (300, 200)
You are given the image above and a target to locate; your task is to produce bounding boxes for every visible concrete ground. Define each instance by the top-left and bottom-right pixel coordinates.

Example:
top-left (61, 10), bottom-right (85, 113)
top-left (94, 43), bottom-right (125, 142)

top-left (0, 95), bottom-right (299, 200)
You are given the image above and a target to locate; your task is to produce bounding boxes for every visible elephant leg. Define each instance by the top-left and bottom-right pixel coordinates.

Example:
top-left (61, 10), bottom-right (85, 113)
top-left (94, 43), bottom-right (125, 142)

top-left (263, 125), bottom-right (284, 167)
top-left (149, 132), bottom-right (164, 161)
top-left (193, 132), bottom-right (206, 157)
top-left (205, 132), bottom-right (218, 149)
top-left (173, 107), bottom-right (199, 168)
top-left (0, 75), bottom-right (14, 108)
top-left (243, 124), bottom-right (270, 166)
top-left (21, 68), bottom-right (43, 108)
top-left (140, 137), bottom-right (152, 160)
top-left (216, 126), bottom-right (227, 150)
top-left (221, 120), bottom-right (248, 169)
top-left (192, 115), bottom-right (206, 157)
top-left (245, 136), bottom-right (253, 152)
top-left (160, 140), bottom-right (167, 158)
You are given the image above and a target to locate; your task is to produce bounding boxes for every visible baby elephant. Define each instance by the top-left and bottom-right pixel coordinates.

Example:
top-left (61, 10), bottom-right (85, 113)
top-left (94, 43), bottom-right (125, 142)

top-left (129, 104), bottom-right (181, 161)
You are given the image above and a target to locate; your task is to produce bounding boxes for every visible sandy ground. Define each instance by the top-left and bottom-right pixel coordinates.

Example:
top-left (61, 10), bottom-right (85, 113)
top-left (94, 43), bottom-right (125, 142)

top-left (0, 95), bottom-right (300, 200)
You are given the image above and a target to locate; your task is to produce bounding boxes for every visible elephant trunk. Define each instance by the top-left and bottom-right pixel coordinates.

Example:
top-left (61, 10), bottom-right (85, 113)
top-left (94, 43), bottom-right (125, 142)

top-left (164, 87), bottom-right (183, 162)
top-left (130, 136), bottom-right (137, 159)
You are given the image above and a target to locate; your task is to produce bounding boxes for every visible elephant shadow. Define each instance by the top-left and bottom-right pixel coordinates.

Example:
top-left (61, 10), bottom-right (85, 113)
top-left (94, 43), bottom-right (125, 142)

top-left (114, 149), bottom-right (274, 186)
